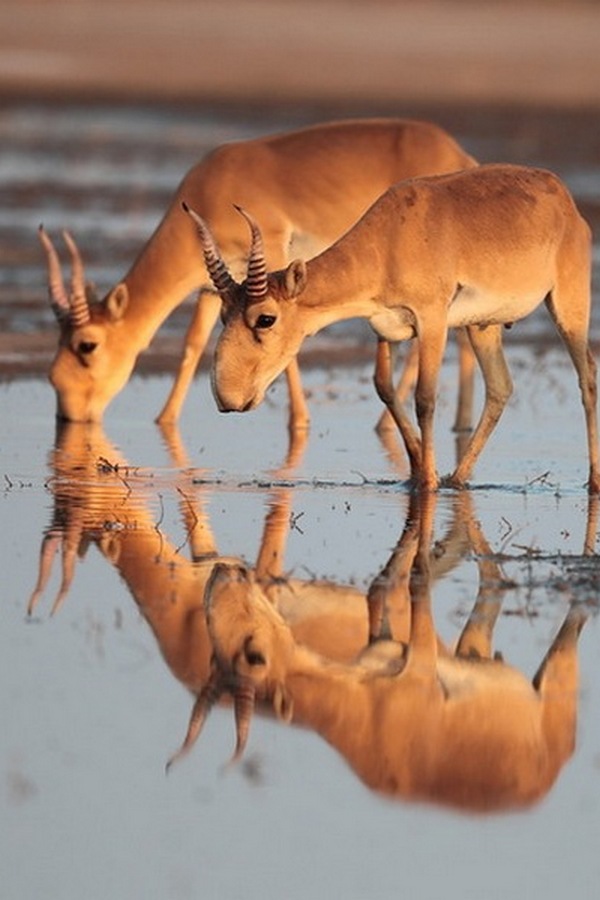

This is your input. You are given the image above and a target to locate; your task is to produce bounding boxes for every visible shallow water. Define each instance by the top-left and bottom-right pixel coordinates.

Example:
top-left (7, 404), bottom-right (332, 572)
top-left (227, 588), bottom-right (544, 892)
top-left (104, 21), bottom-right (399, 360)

top-left (1, 102), bottom-right (600, 899)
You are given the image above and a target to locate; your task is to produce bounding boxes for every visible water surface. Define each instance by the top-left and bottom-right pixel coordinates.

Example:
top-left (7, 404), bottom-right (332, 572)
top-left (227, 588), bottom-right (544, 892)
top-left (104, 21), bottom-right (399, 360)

top-left (1, 102), bottom-right (600, 900)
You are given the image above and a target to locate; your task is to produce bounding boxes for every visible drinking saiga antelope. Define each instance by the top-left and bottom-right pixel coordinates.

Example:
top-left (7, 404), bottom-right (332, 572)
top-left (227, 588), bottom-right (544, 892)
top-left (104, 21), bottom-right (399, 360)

top-left (190, 163), bottom-right (599, 492)
top-left (39, 118), bottom-right (477, 427)
top-left (29, 421), bottom-right (525, 777)
top-left (27, 419), bottom-right (489, 687)
top-left (25, 420), bottom-right (402, 690)
top-left (29, 426), bottom-right (594, 809)
top-left (170, 493), bottom-right (590, 813)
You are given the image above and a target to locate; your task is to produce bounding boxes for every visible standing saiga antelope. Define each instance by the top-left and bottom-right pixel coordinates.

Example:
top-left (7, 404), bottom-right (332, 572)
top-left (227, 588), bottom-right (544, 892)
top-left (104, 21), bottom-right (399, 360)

top-left (189, 163), bottom-right (600, 492)
top-left (39, 118), bottom-right (477, 427)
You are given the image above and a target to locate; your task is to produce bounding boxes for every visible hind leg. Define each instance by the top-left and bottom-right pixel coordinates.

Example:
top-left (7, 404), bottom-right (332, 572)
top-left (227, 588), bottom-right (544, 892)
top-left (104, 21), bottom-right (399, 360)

top-left (448, 324), bottom-right (512, 488)
top-left (546, 237), bottom-right (599, 492)
top-left (558, 336), bottom-right (599, 492)
top-left (532, 602), bottom-right (588, 770)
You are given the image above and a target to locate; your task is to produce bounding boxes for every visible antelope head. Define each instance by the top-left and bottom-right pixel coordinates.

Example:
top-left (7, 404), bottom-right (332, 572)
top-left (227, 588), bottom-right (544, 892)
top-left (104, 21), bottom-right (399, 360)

top-left (183, 203), bottom-right (309, 414)
top-left (40, 227), bottom-right (131, 422)
top-left (167, 561), bottom-right (294, 770)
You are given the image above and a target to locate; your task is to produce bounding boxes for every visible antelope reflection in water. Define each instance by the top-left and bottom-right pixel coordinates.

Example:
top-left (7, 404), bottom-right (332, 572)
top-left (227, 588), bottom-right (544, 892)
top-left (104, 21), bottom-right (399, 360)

top-left (28, 421), bottom-right (375, 690)
top-left (175, 491), bottom-right (595, 813)
top-left (26, 421), bottom-right (391, 693)
top-left (28, 420), bottom-right (492, 686)
top-left (27, 423), bottom-right (595, 810)
top-left (27, 420), bottom-right (505, 682)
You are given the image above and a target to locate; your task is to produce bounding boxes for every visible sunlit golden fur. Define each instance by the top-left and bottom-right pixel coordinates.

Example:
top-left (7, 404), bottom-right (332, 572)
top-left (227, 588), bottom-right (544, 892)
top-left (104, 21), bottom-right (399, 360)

top-left (43, 118), bottom-right (476, 423)
top-left (200, 498), bottom-right (589, 813)
top-left (30, 424), bottom-right (593, 808)
top-left (28, 423), bottom-right (482, 692)
top-left (210, 164), bottom-right (598, 491)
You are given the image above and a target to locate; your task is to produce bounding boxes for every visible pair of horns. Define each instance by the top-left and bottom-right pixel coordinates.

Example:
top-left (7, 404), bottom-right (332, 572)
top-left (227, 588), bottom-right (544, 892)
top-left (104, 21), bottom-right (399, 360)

top-left (166, 663), bottom-right (256, 773)
top-left (39, 226), bottom-right (91, 327)
top-left (182, 201), bottom-right (268, 301)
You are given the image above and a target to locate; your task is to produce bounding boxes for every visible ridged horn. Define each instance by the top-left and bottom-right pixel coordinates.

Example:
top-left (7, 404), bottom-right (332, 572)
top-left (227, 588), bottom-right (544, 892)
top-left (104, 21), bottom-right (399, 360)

top-left (182, 201), bottom-right (237, 298)
top-left (165, 664), bottom-right (224, 773)
top-left (38, 225), bottom-right (70, 320)
top-left (62, 230), bottom-right (91, 328)
top-left (228, 678), bottom-right (256, 766)
top-left (234, 205), bottom-right (268, 300)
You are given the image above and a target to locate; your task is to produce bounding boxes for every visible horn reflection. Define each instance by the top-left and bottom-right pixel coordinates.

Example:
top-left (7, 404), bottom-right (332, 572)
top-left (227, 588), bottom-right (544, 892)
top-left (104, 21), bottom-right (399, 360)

top-left (199, 489), bottom-right (596, 813)
top-left (27, 421), bottom-right (597, 813)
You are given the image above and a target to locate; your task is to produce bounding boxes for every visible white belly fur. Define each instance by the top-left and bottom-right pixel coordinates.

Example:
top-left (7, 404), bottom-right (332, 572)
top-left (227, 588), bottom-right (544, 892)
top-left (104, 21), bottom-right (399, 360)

top-left (369, 307), bottom-right (417, 341)
top-left (369, 286), bottom-right (548, 340)
top-left (447, 284), bottom-right (548, 329)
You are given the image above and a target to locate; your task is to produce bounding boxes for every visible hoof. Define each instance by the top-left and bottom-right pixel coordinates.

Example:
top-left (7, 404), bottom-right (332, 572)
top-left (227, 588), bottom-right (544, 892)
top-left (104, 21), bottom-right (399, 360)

top-left (440, 473), bottom-right (468, 491)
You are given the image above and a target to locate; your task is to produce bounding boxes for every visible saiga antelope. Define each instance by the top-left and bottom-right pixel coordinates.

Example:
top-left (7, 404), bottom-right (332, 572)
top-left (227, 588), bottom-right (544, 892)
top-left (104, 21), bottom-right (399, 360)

top-left (29, 423), bottom-right (596, 807)
top-left (189, 163), bottom-right (599, 492)
top-left (29, 420), bottom-right (529, 764)
top-left (170, 494), bottom-right (590, 813)
top-left (27, 419), bottom-right (489, 689)
top-left (39, 118), bottom-right (476, 426)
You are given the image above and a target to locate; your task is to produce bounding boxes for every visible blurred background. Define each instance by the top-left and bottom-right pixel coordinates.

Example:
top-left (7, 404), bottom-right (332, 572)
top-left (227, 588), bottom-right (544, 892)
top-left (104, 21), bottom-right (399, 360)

top-left (1, 0), bottom-right (599, 376)
top-left (1, 0), bottom-right (600, 108)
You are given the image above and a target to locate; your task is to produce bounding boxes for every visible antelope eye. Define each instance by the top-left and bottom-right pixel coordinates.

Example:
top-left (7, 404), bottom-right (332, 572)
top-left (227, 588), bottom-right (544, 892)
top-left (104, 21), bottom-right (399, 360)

top-left (255, 314), bottom-right (276, 330)
top-left (78, 341), bottom-right (98, 355)
top-left (243, 636), bottom-right (266, 667)
top-left (246, 649), bottom-right (266, 666)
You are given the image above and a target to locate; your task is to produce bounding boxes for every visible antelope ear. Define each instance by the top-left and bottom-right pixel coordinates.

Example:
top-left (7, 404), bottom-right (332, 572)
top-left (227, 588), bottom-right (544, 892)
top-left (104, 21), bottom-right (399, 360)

top-left (98, 534), bottom-right (122, 564)
top-left (105, 283), bottom-right (129, 320)
top-left (283, 259), bottom-right (307, 299)
top-left (273, 684), bottom-right (294, 723)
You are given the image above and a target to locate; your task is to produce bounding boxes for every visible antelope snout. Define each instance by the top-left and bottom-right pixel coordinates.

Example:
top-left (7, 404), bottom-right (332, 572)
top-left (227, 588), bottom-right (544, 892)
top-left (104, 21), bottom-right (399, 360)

top-left (214, 397), bottom-right (257, 413)
top-left (212, 382), bottom-right (259, 413)
top-left (209, 561), bottom-right (249, 589)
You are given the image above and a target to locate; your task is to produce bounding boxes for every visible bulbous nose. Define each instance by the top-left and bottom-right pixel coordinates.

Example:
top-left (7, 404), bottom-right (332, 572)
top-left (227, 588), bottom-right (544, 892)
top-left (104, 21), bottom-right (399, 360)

top-left (210, 359), bottom-right (260, 413)
top-left (215, 400), bottom-right (247, 413)
top-left (212, 388), bottom-right (257, 413)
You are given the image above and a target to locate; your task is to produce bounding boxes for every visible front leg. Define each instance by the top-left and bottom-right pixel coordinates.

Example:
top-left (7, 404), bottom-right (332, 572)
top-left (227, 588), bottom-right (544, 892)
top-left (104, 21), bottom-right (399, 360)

top-left (373, 340), bottom-right (422, 479)
top-left (406, 491), bottom-right (439, 673)
top-left (375, 338), bottom-right (419, 433)
top-left (413, 322), bottom-right (448, 490)
top-left (156, 288), bottom-right (222, 424)
top-left (284, 358), bottom-right (311, 431)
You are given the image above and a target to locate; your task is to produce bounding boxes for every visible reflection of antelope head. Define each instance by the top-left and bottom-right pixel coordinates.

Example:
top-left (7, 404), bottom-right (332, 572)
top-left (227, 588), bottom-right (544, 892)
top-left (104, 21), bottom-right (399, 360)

top-left (27, 420), bottom-right (366, 699)
top-left (176, 495), bottom-right (589, 813)
top-left (27, 421), bottom-right (221, 691)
